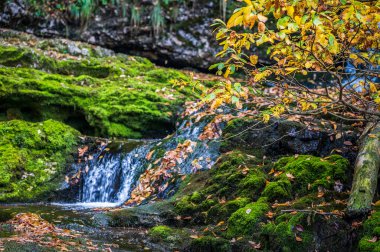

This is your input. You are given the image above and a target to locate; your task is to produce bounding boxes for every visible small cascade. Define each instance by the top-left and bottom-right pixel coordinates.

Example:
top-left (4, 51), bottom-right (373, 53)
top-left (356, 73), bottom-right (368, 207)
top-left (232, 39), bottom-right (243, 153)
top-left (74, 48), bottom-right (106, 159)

top-left (64, 112), bottom-right (222, 207)
top-left (80, 144), bottom-right (151, 204)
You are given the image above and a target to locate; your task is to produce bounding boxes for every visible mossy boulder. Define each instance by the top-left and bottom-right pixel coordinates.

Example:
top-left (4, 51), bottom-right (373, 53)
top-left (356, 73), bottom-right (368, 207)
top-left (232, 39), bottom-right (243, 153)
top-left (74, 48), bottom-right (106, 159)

top-left (149, 225), bottom-right (175, 241)
top-left (359, 211), bottom-right (380, 251)
top-left (266, 154), bottom-right (350, 200)
top-left (207, 197), bottom-right (251, 223)
top-left (227, 198), bottom-right (270, 237)
top-left (262, 180), bottom-right (292, 201)
top-left (0, 34), bottom-right (199, 139)
top-left (0, 120), bottom-right (79, 202)
top-left (173, 151), bottom-right (268, 224)
top-left (261, 213), bottom-right (314, 252)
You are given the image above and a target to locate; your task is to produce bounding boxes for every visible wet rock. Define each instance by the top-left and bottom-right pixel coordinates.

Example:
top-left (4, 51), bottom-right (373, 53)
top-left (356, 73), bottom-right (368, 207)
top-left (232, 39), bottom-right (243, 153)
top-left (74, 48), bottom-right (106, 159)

top-left (221, 118), bottom-right (359, 161)
top-left (0, 0), bottom-right (224, 70)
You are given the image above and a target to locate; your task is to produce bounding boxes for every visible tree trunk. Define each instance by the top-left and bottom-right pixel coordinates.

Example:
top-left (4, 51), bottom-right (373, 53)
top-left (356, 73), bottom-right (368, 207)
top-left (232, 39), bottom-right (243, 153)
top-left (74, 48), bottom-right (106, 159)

top-left (348, 122), bottom-right (380, 215)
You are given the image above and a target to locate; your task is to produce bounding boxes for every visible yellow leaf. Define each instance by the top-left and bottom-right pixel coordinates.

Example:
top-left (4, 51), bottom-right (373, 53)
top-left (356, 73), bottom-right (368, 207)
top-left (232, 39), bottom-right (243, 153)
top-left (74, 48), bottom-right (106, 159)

top-left (250, 55), bottom-right (258, 65)
top-left (211, 98), bottom-right (224, 110)
top-left (224, 67), bottom-right (231, 78)
top-left (305, 62), bottom-right (313, 68)
top-left (226, 81), bottom-right (232, 92)
top-left (294, 15), bottom-right (302, 25)
top-left (285, 67), bottom-right (298, 73)
top-left (262, 114), bottom-right (270, 123)
top-left (369, 83), bottom-right (377, 93)
top-left (227, 9), bottom-right (244, 28)
top-left (286, 6), bottom-right (295, 18)
top-left (349, 53), bottom-right (358, 60)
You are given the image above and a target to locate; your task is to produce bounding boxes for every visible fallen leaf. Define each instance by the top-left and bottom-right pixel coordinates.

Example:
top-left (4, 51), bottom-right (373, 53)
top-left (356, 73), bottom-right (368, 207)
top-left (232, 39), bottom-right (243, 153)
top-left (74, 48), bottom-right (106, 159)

top-left (295, 224), bottom-right (304, 232)
top-left (248, 241), bottom-right (262, 249)
top-left (368, 236), bottom-right (378, 243)
top-left (286, 173), bottom-right (295, 181)
top-left (343, 141), bottom-right (353, 146)
top-left (296, 235), bottom-right (303, 242)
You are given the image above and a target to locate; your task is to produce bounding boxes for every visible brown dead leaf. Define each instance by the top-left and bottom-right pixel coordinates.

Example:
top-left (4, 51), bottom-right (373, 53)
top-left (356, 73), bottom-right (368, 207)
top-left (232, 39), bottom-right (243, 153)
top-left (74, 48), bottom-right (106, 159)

top-left (295, 235), bottom-right (303, 242)
top-left (343, 141), bottom-right (353, 146)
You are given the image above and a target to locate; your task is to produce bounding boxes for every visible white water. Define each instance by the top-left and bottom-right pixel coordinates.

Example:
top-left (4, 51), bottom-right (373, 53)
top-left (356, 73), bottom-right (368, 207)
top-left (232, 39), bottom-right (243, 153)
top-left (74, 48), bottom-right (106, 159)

top-left (61, 116), bottom-right (221, 209)
top-left (80, 144), bottom-right (150, 205)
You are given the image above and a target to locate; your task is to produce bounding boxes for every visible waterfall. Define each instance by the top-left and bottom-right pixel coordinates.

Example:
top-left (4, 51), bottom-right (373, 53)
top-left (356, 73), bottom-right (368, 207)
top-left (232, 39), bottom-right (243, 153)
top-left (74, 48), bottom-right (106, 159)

top-left (62, 113), bottom-right (221, 208)
top-left (80, 144), bottom-right (151, 204)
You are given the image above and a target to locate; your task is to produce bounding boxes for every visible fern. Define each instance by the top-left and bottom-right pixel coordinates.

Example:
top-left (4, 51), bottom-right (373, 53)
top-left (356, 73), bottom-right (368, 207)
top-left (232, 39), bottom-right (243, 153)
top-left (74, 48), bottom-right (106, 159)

top-left (151, 2), bottom-right (165, 36)
top-left (130, 4), bottom-right (142, 27)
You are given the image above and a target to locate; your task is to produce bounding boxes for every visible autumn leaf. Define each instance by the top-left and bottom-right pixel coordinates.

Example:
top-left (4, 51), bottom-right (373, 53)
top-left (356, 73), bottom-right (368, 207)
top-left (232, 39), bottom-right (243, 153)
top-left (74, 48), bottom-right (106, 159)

top-left (295, 235), bottom-right (303, 242)
top-left (258, 22), bottom-right (266, 33)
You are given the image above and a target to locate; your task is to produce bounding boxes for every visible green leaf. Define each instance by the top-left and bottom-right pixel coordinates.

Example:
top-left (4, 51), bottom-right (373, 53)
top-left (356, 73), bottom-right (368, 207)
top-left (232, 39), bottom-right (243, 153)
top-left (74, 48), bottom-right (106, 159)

top-left (209, 63), bottom-right (219, 70)
top-left (328, 34), bottom-right (335, 46)
top-left (313, 16), bottom-right (322, 26)
top-left (301, 15), bottom-right (309, 24)
top-left (231, 96), bottom-right (239, 104)
top-left (288, 22), bottom-right (299, 32)
top-left (230, 64), bottom-right (236, 74)
top-left (234, 83), bottom-right (242, 93)
top-left (206, 93), bottom-right (216, 101)
top-left (277, 16), bottom-right (290, 29)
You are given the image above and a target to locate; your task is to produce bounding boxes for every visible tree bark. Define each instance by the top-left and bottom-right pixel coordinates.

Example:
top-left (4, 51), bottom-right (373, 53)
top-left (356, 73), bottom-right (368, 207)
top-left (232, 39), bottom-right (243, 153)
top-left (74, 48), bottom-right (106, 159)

top-left (348, 122), bottom-right (380, 215)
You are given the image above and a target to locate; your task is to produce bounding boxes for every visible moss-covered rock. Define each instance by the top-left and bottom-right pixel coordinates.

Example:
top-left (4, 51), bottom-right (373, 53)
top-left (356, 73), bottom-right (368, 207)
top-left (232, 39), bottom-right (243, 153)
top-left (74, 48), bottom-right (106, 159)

top-left (359, 211), bottom-right (380, 251)
top-left (0, 120), bottom-right (79, 202)
top-left (173, 151), bottom-right (268, 224)
top-left (149, 225), bottom-right (175, 241)
top-left (207, 197), bottom-right (251, 223)
top-left (261, 212), bottom-right (314, 252)
top-left (268, 154), bottom-right (350, 199)
top-left (227, 198), bottom-right (269, 237)
top-left (0, 36), bottom-right (198, 138)
top-left (262, 180), bottom-right (292, 201)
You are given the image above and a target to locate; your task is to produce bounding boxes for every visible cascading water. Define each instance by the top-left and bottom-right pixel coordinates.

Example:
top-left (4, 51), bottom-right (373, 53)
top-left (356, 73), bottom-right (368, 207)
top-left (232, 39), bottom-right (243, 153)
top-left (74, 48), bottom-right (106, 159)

top-left (80, 144), bottom-right (151, 204)
top-left (62, 113), bottom-right (221, 208)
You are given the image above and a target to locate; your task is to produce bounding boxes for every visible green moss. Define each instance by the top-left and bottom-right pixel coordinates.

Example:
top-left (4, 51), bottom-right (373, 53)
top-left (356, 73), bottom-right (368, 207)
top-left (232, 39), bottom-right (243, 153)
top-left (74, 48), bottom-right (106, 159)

top-left (237, 173), bottom-right (266, 198)
top-left (207, 197), bottom-right (251, 222)
top-left (145, 68), bottom-right (189, 83)
top-left (261, 213), bottom-right (313, 252)
top-left (149, 225), bottom-right (175, 241)
top-left (190, 191), bottom-right (203, 203)
top-left (189, 236), bottom-right (231, 252)
top-left (273, 155), bottom-right (349, 196)
top-left (359, 211), bottom-right (380, 251)
top-left (205, 151), bottom-right (266, 199)
top-left (0, 120), bottom-right (79, 202)
top-left (0, 38), bottom-right (199, 138)
top-left (262, 180), bottom-right (292, 201)
top-left (227, 199), bottom-right (269, 237)
top-left (173, 151), bottom-right (268, 224)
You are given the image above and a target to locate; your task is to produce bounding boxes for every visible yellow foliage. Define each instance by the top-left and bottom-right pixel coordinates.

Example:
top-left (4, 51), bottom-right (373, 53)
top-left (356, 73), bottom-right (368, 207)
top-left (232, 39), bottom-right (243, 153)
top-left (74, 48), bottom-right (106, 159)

top-left (210, 0), bottom-right (379, 122)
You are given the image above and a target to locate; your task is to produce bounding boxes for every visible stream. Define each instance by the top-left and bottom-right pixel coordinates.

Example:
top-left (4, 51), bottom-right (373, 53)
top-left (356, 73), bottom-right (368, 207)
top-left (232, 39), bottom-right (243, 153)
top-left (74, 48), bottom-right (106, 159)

top-left (0, 115), bottom-right (221, 251)
top-left (0, 203), bottom-right (152, 251)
